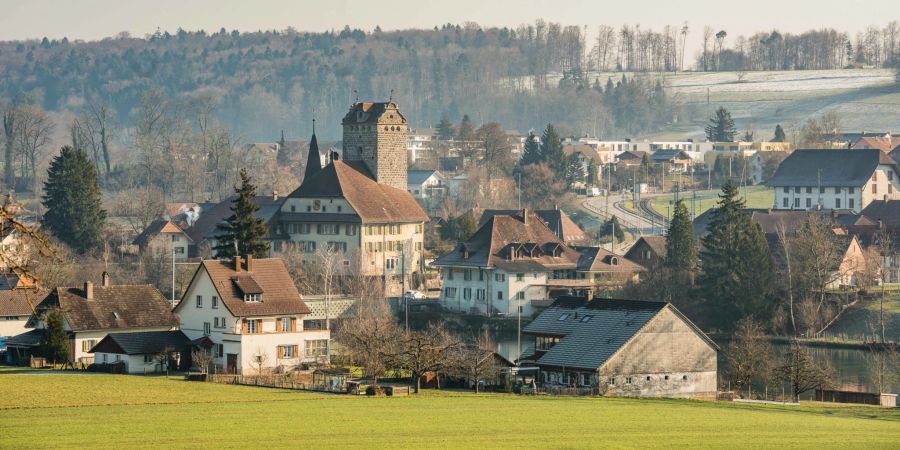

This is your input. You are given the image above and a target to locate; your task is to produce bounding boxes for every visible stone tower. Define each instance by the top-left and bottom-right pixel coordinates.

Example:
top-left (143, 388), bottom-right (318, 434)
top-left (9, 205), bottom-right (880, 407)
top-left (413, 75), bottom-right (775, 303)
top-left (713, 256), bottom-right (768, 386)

top-left (341, 101), bottom-right (408, 190)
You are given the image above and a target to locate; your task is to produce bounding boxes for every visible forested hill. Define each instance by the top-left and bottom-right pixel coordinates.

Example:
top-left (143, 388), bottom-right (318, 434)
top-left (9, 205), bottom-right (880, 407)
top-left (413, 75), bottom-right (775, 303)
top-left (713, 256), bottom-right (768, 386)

top-left (1, 22), bottom-right (898, 141)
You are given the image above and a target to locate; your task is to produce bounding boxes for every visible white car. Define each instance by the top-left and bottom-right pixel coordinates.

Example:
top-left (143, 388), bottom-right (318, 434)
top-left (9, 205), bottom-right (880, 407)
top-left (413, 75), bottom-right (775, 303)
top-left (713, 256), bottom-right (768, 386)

top-left (402, 290), bottom-right (426, 300)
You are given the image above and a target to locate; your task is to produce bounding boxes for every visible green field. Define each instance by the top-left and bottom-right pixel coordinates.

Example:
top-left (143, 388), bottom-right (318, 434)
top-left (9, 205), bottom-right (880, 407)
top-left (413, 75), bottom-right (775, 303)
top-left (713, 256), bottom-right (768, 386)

top-left (649, 186), bottom-right (774, 219)
top-left (1, 370), bottom-right (898, 448)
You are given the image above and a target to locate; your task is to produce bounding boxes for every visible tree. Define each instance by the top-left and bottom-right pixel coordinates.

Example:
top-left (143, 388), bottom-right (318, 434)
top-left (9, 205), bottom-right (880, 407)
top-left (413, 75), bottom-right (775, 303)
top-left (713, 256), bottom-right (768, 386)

top-left (698, 182), bottom-right (774, 329)
top-left (40, 309), bottom-right (70, 365)
top-left (277, 130), bottom-right (290, 166)
top-left (192, 348), bottom-right (214, 374)
top-left (519, 131), bottom-right (542, 167)
top-left (213, 168), bottom-right (271, 258)
top-left (704, 107), bottom-right (736, 142)
top-left (15, 104), bottom-right (54, 193)
top-left (397, 321), bottom-right (462, 393)
top-left (477, 122), bottom-right (514, 179)
top-left (451, 330), bottom-right (499, 393)
top-left (725, 318), bottom-right (774, 398)
top-left (3, 101), bottom-right (20, 189)
top-left (456, 114), bottom-right (477, 158)
top-left (435, 115), bottom-right (456, 141)
top-left (773, 124), bottom-right (786, 142)
top-left (564, 153), bottom-right (584, 188)
top-left (790, 217), bottom-right (846, 335)
top-left (519, 162), bottom-right (568, 209)
top-left (441, 214), bottom-right (477, 242)
top-left (664, 200), bottom-right (697, 272)
top-left (600, 216), bottom-right (625, 243)
top-left (540, 124), bottom-right (566, 178)
top-left (42, 146), bottom-right (107, 254)
top-left (776, 341), bottom-right (833, 402)
top-left (334, 297), bottom-right (402, 386)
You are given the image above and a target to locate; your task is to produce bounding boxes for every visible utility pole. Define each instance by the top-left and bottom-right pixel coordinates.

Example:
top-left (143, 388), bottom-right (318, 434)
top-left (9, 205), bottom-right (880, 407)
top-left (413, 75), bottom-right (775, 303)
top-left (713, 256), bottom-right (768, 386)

top-left (171, 244), bottom-right (176, 307)
top-left (401, 245), bottom-right (408, 332)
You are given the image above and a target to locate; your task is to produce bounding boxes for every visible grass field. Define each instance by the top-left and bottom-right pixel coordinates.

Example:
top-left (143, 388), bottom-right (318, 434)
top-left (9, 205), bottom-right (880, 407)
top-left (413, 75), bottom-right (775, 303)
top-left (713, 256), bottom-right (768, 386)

top-left (649, 186), bottom-right (774, 219)
top-left (2, 370), bottom-right (899, 448)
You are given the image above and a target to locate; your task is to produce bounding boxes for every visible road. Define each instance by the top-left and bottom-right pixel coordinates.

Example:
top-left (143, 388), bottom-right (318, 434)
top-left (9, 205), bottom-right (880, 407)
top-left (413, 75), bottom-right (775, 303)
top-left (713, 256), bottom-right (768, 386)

top-left (581, 193), bottom-right (668, 238)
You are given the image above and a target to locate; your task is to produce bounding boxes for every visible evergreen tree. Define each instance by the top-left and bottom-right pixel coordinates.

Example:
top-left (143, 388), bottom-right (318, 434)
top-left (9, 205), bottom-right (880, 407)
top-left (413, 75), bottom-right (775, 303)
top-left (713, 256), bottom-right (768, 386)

top-left (42, 146), bottom-right (107, 253)
top-left (276, 130), bottom-right (290, 166)
top-left (773, 124), bottom-right (786, 142)
top-left (40, 310), bottom-right (70, 364)
top-left (704, 107), bottom-right (737, 142)
top-left (214, 168), bottom-right (271, 258)
top-left (540, 124), bottom-right (566, 178)
top-left (564, 153), bottom-right (584, 188)
top-left (600, 216), bottom-right (625, 242)
top-left (435, 115), bottom-right (456, 141)
top-left (698, 182), bottom-right (774, 330)
top-left (665, 200), bottom-right (697, 272)
top-left (520, 131), bottom-right (542, 166)
top-left (456, 114), bottom-right (476, 142)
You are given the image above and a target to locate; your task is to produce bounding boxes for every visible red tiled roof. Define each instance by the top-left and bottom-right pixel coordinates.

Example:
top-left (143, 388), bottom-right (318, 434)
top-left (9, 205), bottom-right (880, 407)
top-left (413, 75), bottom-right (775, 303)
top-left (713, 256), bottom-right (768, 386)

top-left (183, 258), bottom-right (310, 317)
top-left (0, 289), bottom-right (42, 317)
top-left (35, 284), bottom-right (177, 332)
top-left (288, 160), bottom-right (428, 223)
top-left (133, 220), bottom-right (190, 247)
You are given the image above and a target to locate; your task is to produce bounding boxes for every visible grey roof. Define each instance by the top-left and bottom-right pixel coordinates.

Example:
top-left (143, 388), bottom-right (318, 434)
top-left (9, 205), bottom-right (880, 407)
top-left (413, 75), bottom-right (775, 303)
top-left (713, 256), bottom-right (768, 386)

top-left (767, 149), bottom-right (896, 187)
top-left (523, 297), bottom-right (666, 370)
top-left (89, 330), bottom-right (191, 355)
top-left (650, 149), bottom-right (690, 161)
top-left (408, 170), bottom-right (441, 186)
top-left (4, 329), bottom-right (42, 347)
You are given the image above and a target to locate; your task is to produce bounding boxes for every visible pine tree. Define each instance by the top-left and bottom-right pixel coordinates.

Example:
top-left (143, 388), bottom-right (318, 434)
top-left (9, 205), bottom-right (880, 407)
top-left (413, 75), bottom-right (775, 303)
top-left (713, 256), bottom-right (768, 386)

top-left (665, 199), bottom-right (697, 272)
top-left (773, 124), bottom-right (786, 143)
top-left (42, 146), bottom-right (107, 253)
top-left (540, 124), bottom-right (566, 178)
top-left (435, 115), bottom-right (456, 141)
top-left (40, 310), bottom-right (70, 364)
top-left (564, 153), bottom-right (584, 188)
top-left (456, 114), bottom-right (476, 142)
top-left (214, 168), bottom-right (271, 258)
top-left (520, 131), bottom-right (542, 166)
top-left (600, 216), bottom-right (625, 242)
top-left (276, 130), bottom-right (290, 166)
top-left (705, 107), bottom-right (737, 142)
top-left (698, 182), bottom-right (774, 330)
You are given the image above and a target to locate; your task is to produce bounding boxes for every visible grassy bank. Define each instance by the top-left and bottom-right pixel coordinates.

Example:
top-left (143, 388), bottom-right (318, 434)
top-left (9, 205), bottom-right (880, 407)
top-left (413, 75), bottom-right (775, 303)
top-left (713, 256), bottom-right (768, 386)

top-left (649, 186), bottom-right (774, 218)
top-left (1, 370), bottom-right (897, 448)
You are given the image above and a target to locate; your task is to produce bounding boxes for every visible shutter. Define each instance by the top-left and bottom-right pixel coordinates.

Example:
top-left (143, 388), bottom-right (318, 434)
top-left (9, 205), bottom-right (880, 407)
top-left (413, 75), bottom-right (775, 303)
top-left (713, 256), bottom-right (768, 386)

top-left (278, 346), bottom-right (284, 358)
top-left (276, 318), bottom-right (282, 333)
top-left (256, 319), bottom-right (262, 334)
top-left (242, 319), bottom-right (248, 334)
top-left (292, 345), bottom-right (299, 358)
top-left (291, 318), bottom-right (297, 332)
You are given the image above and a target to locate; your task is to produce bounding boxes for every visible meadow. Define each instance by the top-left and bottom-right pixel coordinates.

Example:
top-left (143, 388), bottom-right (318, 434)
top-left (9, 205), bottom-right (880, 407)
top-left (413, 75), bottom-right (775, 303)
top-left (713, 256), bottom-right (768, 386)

top-left (649, 185), bottom-right (774, 219)
top-left (1, 369), bottom-right (898, 449)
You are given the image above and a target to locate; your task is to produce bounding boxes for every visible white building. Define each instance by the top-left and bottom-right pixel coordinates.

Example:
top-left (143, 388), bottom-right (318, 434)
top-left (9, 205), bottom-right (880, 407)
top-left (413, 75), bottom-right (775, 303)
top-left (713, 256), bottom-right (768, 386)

top-left (89, 330), bottom-right (192, 374)
top-left (0, 289), bottom-right (38, 342)
top-left (768, 149), bottom-right (900, 213)
top-left (174, 256), bottom-right (329, 374)
top-left (132, 220), bottom-right (192, 260)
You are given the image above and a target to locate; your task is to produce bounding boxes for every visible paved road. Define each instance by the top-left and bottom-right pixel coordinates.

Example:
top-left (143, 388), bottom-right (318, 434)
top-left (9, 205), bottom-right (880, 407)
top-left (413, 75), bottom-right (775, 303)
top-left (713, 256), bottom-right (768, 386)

top-left (581, 193), bottom-right (667, 237)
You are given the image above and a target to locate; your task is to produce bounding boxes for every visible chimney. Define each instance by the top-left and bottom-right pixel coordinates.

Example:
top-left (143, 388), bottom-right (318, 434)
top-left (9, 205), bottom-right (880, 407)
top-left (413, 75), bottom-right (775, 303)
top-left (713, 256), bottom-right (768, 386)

top-left (522, 208), bottom-right (528, 225)
top-left (246, 254), bottom-right (254, 272)
top-left (272, 190), bottom-right (279, 201)
top-left (101, 271), bottom-right (110, 287)
top-left (234, 255), bottom-right (242, 272)
top-left (84, 281), bottom-right (94, 300)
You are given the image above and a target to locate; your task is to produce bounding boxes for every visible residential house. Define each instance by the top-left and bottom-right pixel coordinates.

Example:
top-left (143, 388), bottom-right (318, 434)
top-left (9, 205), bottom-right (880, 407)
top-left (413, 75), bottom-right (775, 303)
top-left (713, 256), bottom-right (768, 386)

top-left (768, 149), bottom-right (900, 212)
top-left (859, 200), bottom-right (900, 282)
top-left (408, 128), bottom-right (437, 164)
top-left (89, 330), bottom-right (194, 373)
top-left (408, 169), bottom-right (448, 214)
top-left (521, 296), bottom-right (717, 399)
top-left (163, 202), bottom-right (204, 229)
top-left (616, 151), bottom-right (648, 169)
top-left (624, 236), bottom-right (668, 267)
top-left (650, 149), bottom-right (693, 173)
top-left (133, 220), bottom-right (192, 260)
top-left (174, 256), bottom-right (328, 374)
top-left (851, 134), bottom-right (899, 153)
top-left (186, 193), bottom-right (284, 258)
top-left (8, 273), bottom-right (178, 365)
top-left (477, 209), bottom-right (591, 247)
top-left (0, 289), bottom-right (41, 346)
top-left (433, 210), bottom-right (643, 317)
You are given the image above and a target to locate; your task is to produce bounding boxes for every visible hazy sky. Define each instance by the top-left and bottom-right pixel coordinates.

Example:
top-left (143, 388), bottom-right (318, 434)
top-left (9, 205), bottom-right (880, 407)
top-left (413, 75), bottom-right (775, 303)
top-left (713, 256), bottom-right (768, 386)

top-left (2, 0), bottom-right (896, 51)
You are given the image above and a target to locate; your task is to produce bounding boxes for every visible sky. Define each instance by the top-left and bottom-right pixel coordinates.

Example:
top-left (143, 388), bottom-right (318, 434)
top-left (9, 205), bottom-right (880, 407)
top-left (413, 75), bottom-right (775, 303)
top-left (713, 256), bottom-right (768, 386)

top-left (2, 0), bottom-right (897, 52)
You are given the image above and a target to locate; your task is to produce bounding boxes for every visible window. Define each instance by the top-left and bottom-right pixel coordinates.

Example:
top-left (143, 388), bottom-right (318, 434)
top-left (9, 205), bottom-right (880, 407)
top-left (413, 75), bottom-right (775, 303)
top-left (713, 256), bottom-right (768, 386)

top-left (245, 319), bottom-right (261, 334)
top-left (536, 336), bottom-right (559, 350)
top-left (303, 319), bottom-right (327, 330)
top-left (82, 340), bottom-right (97, 353)
top-left (305, 339), bottom-right (328, 357)
top-left (476, 289), bottom-right (485, 301)
top-left (664, 375), bottom-right (669, 380)
top-left (317, 224), bottom-right (339, 235)
top-left (793, 198), bottom-right (799, 208)
top-left (794, 187), bottom-right (800, 193)
top-left (835, 187), bottom-right (842, 194)
top-left (890, 184), bottom-right (894, 194)
top-left (873, 183), bottom-right (878, 194)
top-left (212, 296), bottom-right (218, 309)
top-left (873, 171), bottom-right (878, 181)
top-left (280, 317), bottom-right (293, 332)
top-left (103, 354), bottom-right (108, 363)
top-left (806, 198), bottom-right (811, 208)
top-left (337, 205), bottom-right (342, 212)
top-left (783, 187), bottom-right (789, 193)
top-left (215, 344), bottom-right (224, 358)
top-left (444, 287), bottom-right (457, 298)
top-left (516, 291), bottom-right (525, 300)
top-left (849, 187), bottom-right (855, 194)
top-left (849, 198), bottom-right (855, 209)
top-left (608, 378), bottom-right (616, 385)
top-left (326, 242), bottom-right (347, 253)
top-left (626, 377), bottom-right (633, 384)
top-left (244, 294), bottom-right (261, 302)
top-left (196, 295), bottom-right (203, 308)
top-left (214, 317), bottom-right (219, 328)
top-left (447, 269), bottom-right (454, 280)
top-left (516, 273), bottom-right (524, 282)
top-left (478, 269), bottom-right (484, 281)
top-left (345, 225), bottom-right (357, 236)
top-left (580, 315), bottom-right (592, 322)
top-left (463, 288), bottom-right (472, 300)
top-left (820, 187), bottom-right (825, 194)
top-left (890, 170), bottom-right (895, 181)
top-left (175, 247), bottom-right (185, 254)
top-left (144, 354), bottom-right (153, 364)
top-left (494, 273), bottom-right (506, 282)
top-left (203, 322), bottom-right (211, 336)
top-left (805, 187), bottom-right (812, 194)
top-left (557, 314), bottom-right (570, 321)
top-left (463, 269), bottom-right (472, 281)
top-left (783, 197), bottom-right (789, 208)
top-left (497, 291), bottom-right (504, 300)
top-left (683, 375), bottom-right (688, 381)
top-left (836, 198), bottom-right (841, 209)
top-left (279, 345), bottom-right (296, 358)
top-left (301, 241), bottom-right (316, 253)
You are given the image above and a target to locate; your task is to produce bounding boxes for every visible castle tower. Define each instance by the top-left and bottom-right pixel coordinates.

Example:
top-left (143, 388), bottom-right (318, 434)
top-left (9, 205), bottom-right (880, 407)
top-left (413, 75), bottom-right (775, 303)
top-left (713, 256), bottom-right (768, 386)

top-left (341, 101), bottom-right (408, 190)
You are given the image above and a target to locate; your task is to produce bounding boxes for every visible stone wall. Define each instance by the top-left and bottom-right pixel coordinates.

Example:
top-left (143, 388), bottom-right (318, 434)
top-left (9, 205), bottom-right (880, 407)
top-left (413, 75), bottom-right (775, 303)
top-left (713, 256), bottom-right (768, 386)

top-left (342, 103), bottom-right (408, 191)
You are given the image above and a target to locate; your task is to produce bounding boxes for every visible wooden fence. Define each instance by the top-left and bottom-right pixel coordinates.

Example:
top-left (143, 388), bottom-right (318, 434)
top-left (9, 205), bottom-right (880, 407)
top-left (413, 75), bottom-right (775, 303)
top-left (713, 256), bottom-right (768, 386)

top-left (205, 373), bottom-right (347, 393)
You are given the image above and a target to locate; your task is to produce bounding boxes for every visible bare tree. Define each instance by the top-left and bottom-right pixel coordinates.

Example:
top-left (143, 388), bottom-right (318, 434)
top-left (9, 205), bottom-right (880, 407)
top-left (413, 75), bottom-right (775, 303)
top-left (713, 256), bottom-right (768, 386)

top-left (111, 186), bottom-right (166, 234)
top-left (451, 329), bottom-right (500, 393)
top-left (334, 295), bottom-right (401, 386)
top-left (153, 346), bottom-right (176, 375)
top-left (775, 222), bottom-right (797, 335)
top-left (14, 105), bottom-right (54, 193)
top-left (775, 342), bottom-right (833, 402)
top-left (725, 318), bottom-right (774, 398)
top-left (396, 321), bottom-right (463, 393)
top-left (192, 348), bottom-right (215, 374)
top-left (250, 346), bottom-right (270, 378)
top-left (680, 23), bottom-right (689, 71)
top-left (2, 102), bottom-right (20, 189)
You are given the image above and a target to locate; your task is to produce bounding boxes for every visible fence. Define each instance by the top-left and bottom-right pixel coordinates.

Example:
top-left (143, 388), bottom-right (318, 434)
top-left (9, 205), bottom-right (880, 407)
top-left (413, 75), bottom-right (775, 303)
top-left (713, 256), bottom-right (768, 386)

top-left (205, 373), bottom-right (348, 393)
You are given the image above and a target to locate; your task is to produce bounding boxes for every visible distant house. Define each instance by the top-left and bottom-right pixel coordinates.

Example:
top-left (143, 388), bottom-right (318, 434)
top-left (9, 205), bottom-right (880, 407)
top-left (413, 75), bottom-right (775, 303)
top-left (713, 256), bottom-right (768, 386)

top-left (7, 273), bottom-right (178, 365)
top-left (616, 151), bottom-right (647, 168)
top-left (174, 256), bottom-right (328, 374)
top-left (89, 330), bottom-right (195, 373)
top-left (650, 149), bottom-right (692, 173)
top-left (186, 194), bottom-right (284, 258)
top-left (0, 289), bottom-right (41, 352)
top-left (851, 134), bottom-right (899, 153)
top-left (859, 200), bottom-right (900, 282)
top-left (163, 202), bottom-right (203, 229)
top-left (133, 220), bottom-right (192, 260)
top-left (478, 209), bottom-right (591, 247)
top-left (767, 149), bottom-right (900, 212)
top-left (433, 210), bottom-right (643, 317)
top-left (624, 236), bottom-right (667, 267)
top-left (408, 170), bottom-right (448, 214)
top-left (522, 297), bottom-right (717, 399)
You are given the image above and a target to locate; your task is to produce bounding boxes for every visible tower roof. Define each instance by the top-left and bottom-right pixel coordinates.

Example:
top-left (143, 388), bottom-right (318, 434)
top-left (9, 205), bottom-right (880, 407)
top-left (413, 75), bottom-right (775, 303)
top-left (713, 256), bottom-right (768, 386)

top-left (303, 133), bottom-right (321, 182)
top-left (341, 101), bottom-right (407, 125)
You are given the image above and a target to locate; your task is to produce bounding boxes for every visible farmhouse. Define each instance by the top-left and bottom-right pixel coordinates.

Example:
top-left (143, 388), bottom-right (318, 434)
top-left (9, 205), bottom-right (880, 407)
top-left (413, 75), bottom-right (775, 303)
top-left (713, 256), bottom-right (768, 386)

top-left (522, 297), bottom-right (717, 399)
top-left (478, 208), bottom-right (591, 246)
top-left (624, 236), bottom-right (667, 267)
top-left (767, 149), bottom-right (900, 212)
top-left (10, 273), bottom-right (178, 365)
top-left (89, 330), bottom-right (194, 373)
top-left (175, 256), bottom-right (329, 374)
top-left (186, 193), bottom-right (283, 258)
top-left (0, 289), bottom-right (41, 346)
top-left (132, 219), bottom-right (192, 259)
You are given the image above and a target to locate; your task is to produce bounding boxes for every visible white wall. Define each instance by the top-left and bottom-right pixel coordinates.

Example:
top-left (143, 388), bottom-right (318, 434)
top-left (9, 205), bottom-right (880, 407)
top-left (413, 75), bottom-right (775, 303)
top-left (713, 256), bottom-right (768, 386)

top-left (438, 267), bottom-right (548, 316)
top-left (0, 316), bottom-right (29, 338)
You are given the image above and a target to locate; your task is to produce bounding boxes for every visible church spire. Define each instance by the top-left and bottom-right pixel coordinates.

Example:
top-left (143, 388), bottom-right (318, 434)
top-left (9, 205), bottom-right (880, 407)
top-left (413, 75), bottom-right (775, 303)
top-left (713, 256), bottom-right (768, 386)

top-left (303, 119), bottom-right (321, 182)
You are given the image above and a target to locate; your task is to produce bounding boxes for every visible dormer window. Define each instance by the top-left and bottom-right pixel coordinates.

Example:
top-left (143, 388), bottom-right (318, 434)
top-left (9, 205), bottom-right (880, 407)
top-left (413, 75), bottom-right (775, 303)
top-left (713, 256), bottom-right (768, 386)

top-left (233, 275), bottom-right (264, 302)
top-left (244, 294), bottom-right (261, 302)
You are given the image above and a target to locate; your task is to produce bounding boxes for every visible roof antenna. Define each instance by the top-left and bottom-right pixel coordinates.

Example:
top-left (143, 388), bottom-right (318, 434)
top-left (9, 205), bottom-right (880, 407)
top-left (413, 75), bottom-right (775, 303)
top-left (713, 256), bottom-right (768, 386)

top-left (312, 118), bottom-right (316, 135)
top-left (353, 90), bottom-right (359, 105)
top-left (389, 89), bottom-right (394, 102)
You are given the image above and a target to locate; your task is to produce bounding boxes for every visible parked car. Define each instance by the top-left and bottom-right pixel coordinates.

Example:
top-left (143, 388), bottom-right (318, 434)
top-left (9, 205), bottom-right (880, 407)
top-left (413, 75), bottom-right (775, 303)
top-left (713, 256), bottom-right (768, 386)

top-left (402, 290), bottom-right (426, 300)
